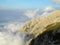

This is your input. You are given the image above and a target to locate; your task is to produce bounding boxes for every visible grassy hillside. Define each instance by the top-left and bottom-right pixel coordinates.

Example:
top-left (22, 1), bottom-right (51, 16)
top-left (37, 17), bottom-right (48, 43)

top-left (20, 10), bottom-right (60, 45)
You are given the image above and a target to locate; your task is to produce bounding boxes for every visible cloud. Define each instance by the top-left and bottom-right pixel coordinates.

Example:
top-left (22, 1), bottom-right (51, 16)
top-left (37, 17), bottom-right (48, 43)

top-left (0, 32), bottom-right (24, 45)
top-left (4, 22), bottom-right (23, 32)
top-left (24, 9), bottom-right (39, 18)
top-left (34, 6), bottom-right (56, 17)
top-left (44, 6), bottom-right (56, 12)
top-left (24, 6), bottom-right (57, 18)
top-left (40, 6), bottom-right (56, 16)
top-left (52, 0), bottom-right (60, 3)
top-left (0, 22), bottom-right (25, 45)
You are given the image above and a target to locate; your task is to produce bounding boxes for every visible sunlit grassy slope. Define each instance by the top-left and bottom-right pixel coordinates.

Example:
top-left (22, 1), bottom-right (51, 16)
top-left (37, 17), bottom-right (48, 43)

top-left (20, 10), bottom-right (60, 45)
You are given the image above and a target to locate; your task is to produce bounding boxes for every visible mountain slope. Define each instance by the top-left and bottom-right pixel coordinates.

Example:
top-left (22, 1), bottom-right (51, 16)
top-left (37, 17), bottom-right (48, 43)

top-left (20, 10), bottom-right (60, 45)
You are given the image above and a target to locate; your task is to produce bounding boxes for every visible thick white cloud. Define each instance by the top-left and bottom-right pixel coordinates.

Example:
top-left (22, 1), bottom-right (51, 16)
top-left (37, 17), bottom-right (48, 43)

top-left (52, 0), bottom-right (60, 3)
top-left (4, 22), bottom-right (23, 32)
top-left (0, 22), bottom-right (25, 45)
top-left (4, 24), bottom-right (19, 32)
top-left (0, 30), bottom-right (24, 45)
top-left (24, 9), bottom-right (39, 18)
top-left (41, 6), bottom-right (56, 16)
top-left (44, 6), bottom-right (56, 12)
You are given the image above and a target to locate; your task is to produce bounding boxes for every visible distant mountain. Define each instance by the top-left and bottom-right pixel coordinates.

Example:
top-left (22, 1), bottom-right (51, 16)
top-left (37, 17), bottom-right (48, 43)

top-left (20, 10), bottom-right (60, 45)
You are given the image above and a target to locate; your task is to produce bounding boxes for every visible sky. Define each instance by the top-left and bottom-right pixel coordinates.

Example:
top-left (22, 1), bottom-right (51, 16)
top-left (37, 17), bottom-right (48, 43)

top-left (0, 0), bottom-right (60, 9)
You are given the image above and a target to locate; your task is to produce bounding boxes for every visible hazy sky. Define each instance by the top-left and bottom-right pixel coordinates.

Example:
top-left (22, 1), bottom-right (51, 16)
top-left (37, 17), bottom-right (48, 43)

top-left (0, 0), bottom-right (60, 9)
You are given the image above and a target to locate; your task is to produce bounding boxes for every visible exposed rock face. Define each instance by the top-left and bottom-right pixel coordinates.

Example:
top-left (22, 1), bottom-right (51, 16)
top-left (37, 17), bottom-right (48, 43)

top-left (20, 10), bottom-right (60, 45)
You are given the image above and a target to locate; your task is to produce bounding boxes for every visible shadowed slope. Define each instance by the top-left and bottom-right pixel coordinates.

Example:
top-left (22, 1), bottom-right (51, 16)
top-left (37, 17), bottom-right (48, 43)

top-left (30, 22), bottom-right (60, 45)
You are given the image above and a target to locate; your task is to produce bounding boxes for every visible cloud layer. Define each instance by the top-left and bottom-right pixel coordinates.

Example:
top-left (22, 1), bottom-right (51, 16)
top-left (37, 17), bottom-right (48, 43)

top-left (0, 32), bottom-right (24, 45)
top-left (24, 6), bottom-right (56, 18)
top-left (0, 21), bottom-right (25, 45)
top-left (24, 9), bottom-right (39, 18)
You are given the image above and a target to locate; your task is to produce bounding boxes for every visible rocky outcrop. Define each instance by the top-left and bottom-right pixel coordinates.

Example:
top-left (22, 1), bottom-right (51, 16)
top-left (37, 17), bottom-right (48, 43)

top-left (20, 10), bottom-right (60, 45)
